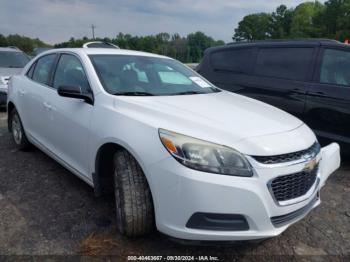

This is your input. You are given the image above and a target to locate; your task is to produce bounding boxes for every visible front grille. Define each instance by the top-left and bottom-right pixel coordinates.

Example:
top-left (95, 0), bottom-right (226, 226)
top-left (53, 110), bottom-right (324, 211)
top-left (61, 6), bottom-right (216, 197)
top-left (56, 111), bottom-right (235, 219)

top-left (252, 142), bottom-right (321, 165)
top-left (270, 164), bottom-right (318, 202)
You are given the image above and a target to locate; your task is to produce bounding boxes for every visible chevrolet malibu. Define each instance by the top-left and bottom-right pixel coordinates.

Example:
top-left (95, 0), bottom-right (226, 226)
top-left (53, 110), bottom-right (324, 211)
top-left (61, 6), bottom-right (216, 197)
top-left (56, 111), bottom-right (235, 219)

top-left (7, 48), bottom-right (340, 241)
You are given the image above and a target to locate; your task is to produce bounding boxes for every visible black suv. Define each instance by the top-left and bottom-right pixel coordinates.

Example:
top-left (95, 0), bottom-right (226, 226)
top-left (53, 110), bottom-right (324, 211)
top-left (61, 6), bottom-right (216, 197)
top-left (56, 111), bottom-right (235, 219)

top-left (197, 39), bottom-right (350, 150)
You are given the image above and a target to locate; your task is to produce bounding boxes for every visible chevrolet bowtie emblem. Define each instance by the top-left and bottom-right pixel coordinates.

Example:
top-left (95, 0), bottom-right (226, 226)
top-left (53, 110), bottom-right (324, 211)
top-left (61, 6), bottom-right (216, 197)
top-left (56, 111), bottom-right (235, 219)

top-left (304, 159), bottom-right (317, 171)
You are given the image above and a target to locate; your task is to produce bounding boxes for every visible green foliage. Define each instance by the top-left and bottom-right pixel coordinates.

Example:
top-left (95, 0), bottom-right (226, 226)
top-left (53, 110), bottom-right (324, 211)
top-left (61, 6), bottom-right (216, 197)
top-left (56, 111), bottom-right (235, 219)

top-left (0, 31), bottom-right (223, 62)
top-left (324, 0), bottom-right (350, 41)
top-left (290, 1), bottom-right (325, 38)
top-left (54, 31), bottom-right (224, 63)
top-left (234, 13), bottom-right (272, 41)
top-left (187, 32), bottom-right (224, 62)
top-left (0, 34), bottom-right (51, 54)
top-left (233, 0), bottom-right (350, 42)
top-left (270, 5), bottom-right (293, 38)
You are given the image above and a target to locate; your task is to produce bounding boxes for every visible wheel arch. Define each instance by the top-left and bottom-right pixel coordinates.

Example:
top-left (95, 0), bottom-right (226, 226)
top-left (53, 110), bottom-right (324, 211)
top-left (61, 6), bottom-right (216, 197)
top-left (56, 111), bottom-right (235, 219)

top-left (93, 142), bottom-right (154, 199)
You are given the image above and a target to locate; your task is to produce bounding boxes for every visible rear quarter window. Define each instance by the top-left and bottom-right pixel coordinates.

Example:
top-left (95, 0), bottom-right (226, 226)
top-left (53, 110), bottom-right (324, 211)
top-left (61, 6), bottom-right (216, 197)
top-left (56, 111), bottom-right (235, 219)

top-left (254, 47), bottom-right (314, 81)
top-left (210, 48), bottom-right (255, 74)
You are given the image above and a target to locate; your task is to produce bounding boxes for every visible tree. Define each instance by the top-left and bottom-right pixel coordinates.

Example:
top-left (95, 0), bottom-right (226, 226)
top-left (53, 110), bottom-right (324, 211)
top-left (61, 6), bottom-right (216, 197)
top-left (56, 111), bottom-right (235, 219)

top-left (231, 0), bottom-right (350, 41)
top-left (0, 34), bottom-right (8, 46)
top-left (53, 32), bottom-right (224, 63)
top-left (233, 13), bottom-right (272, 41)
top-left (0, 34), bottom-right (50, 54)
top-left (270, 5), bottom-right (293, 38)
top-left (187, 32), bottom-right (222, 62)
top-left (289, 1), bottom-right (325, 38)
top-left (335, 0), bottom-right (350, 40)
top-left (318, 0), bottom-right (350, 41)
top-left (169, 34), bottom-right (187, 61)
top-left (322, 0), bottom-right (346, 36)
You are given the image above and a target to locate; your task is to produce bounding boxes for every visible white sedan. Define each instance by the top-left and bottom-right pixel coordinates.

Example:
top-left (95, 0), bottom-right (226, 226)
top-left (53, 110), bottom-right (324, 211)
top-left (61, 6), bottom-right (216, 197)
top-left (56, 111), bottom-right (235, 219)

top-left (7, 48), bottom-right (340, 241)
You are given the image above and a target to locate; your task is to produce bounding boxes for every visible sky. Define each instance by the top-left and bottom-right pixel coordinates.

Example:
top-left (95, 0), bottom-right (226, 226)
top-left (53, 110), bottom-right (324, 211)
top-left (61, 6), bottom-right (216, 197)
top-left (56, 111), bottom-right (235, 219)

top-left (0, 0), bottom-right (318, 44)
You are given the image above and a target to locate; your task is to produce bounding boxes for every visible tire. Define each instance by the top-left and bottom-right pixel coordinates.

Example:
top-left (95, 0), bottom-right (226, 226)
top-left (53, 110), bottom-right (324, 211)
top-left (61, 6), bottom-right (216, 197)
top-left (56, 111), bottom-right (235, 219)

top-left (113, 150), bottom-right (154, 237)
top-left (9, 108), bottom-right (31, 150)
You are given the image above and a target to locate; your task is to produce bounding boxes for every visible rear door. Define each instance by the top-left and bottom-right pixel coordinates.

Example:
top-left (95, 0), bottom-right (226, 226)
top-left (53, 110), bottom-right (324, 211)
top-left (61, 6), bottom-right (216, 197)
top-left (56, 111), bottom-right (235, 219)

top-left (305, 47), bottom-right (350, 147)
top-left (247, 46), bottom-right (317, 119)
top-left (18, 53), bottom-right (58, 145)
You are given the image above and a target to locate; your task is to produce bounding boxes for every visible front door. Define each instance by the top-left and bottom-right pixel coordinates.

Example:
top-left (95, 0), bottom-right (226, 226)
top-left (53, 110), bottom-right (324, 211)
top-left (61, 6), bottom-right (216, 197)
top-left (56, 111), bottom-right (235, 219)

top-left (45, 53), bottom-right (94, 178)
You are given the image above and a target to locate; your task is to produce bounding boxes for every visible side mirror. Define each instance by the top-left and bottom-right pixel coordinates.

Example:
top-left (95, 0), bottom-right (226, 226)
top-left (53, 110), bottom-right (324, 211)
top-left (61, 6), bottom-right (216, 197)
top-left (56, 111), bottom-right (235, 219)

top-left (57, 85), bottom-right (93, 105)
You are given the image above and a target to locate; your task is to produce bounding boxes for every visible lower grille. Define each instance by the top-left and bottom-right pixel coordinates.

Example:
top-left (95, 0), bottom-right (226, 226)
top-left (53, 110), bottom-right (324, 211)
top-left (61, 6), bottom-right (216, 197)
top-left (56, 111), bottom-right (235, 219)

top-left (270, 164), bottom-right (318, 202)
top-left (271, 194), bottom-right (319, 227)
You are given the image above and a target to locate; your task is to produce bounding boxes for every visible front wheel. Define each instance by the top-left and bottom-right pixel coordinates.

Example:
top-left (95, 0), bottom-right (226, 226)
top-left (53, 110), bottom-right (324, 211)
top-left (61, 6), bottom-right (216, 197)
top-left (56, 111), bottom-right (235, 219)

top-left (113, 150), bottom-right (154, 237)
top-left (9, 109), bottom-right (31, 150)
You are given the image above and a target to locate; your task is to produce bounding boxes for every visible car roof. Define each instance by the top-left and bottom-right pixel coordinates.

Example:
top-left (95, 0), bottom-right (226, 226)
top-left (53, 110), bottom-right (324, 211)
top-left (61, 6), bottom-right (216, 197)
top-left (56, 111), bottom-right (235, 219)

top-left (207, 38), bottom-right (350, 53)
top-left (40, 48), bottom-right (172, 60)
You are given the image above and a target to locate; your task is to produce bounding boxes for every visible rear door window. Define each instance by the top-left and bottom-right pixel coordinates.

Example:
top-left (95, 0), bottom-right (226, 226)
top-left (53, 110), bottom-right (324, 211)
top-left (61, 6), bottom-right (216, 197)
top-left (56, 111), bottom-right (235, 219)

top-left (320, 49), bottom-right (350, 87)
top-left (210, 48), bottom-right (255, 74)
top-left (254, 48), bottom-right (314, 81)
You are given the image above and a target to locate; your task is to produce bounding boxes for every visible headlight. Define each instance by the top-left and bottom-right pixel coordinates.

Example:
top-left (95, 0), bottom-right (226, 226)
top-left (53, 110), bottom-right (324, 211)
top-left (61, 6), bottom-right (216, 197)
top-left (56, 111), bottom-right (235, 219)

top-left (159, 129), bottom-right (253, 177)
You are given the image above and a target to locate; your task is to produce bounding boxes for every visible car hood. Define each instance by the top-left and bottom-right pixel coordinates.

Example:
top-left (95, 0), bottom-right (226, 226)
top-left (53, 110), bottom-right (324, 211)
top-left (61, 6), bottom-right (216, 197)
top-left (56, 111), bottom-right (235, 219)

top-left (116, 91), bottom-right (311, 155)
top-left (0, 67), bottom-right (23, 76)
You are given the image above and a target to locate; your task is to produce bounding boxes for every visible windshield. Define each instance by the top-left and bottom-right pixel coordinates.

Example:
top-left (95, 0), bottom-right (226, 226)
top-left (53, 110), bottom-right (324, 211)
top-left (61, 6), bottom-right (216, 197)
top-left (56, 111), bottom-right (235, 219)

top-left (0, 51), bottom-right (29, 68)
top-left (89, 55), bottom-right (220, 96)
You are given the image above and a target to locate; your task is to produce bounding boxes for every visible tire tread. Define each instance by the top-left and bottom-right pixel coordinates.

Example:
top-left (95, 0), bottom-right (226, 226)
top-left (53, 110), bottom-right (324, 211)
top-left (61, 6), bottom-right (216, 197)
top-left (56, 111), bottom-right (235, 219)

top-left (113, 150), bottom-right (154, 237)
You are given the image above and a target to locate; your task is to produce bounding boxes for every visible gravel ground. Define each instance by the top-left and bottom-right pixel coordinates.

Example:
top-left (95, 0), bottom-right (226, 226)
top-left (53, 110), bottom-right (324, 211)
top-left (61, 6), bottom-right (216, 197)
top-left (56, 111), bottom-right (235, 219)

top-left (0, 110), bottom-right (349, 260)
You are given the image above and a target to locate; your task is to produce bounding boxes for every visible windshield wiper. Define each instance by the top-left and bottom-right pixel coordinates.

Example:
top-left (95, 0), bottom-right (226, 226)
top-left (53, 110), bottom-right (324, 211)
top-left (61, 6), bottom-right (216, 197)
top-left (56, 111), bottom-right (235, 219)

top-left (172, 91), bottom-right (206, 95)
top-left (114, 91), bottom-right (155, 96)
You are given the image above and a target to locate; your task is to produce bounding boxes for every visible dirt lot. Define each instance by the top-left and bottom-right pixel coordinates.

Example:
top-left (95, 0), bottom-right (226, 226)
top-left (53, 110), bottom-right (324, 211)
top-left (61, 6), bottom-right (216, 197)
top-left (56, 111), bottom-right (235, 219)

top-left (0, 110), bottom-right (349, 260)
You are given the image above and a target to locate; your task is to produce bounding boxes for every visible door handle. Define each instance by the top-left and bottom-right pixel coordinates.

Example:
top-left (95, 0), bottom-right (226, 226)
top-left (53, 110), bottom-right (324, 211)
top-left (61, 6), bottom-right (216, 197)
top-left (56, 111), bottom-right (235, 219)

top-left (43, 102), bottom-right (52, 110)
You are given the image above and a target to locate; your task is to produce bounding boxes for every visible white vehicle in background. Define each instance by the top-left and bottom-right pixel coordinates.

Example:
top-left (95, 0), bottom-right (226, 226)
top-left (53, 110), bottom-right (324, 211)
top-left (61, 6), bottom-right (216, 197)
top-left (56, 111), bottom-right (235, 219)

top-left (7, 48), bottom-right (340, 242)
top-left (0, 47), bottom-right (30, 106)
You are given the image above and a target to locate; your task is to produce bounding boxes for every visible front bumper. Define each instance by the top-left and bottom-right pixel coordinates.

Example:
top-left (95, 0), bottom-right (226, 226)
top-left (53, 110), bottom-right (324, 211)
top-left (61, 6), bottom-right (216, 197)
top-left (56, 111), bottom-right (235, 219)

top-left (148, 143), bottom-right (340, 241)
